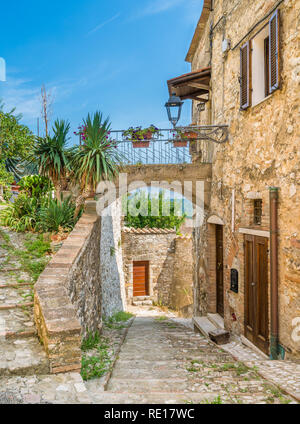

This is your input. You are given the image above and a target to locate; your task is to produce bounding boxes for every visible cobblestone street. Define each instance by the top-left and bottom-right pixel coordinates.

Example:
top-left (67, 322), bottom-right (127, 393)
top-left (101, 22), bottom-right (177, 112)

top-left (0, 304), bottom-right (299, 404)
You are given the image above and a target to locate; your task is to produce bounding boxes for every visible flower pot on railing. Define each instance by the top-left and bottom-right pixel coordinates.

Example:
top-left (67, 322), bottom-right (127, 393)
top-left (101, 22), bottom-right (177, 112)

top-left (122, 125), bottom-right (161, 148)
top-left (132, 141), bottom-right (150, 148)
top-left (183, 130), bottom-right (198, 140)
top-left (173, 140), bottom-right (188, 147)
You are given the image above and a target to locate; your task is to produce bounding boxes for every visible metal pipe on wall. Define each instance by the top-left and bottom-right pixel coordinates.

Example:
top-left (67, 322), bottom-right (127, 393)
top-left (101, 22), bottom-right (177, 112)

top-left (269, 187), bottom-right (279, 359)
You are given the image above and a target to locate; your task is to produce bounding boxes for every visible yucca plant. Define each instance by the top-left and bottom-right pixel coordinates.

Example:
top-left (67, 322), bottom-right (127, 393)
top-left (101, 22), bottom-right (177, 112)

top-left (31, 119), bottom-right (71, 199)
top-left (36, 195), bottom-right (76, 233)
top-left (71, 112), bottom-right (122, 218)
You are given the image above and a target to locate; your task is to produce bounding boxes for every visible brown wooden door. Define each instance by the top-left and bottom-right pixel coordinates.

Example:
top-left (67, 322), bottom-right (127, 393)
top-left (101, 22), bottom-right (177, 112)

top-left (133, 261), bottom-right (149, 297)
top-left (216, 225), bottom-right (224, 317)
top-left (245, 235), bottom-right (269, 354)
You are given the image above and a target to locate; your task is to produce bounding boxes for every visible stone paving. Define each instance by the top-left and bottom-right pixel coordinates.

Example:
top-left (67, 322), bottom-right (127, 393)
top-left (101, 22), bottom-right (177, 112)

top-left (87, 310), bottom-right (296, 404)
top-left (0, 305), bottom-right (299, 404)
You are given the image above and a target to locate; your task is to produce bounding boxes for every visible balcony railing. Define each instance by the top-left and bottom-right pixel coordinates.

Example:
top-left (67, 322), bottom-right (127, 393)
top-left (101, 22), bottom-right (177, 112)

top-left (109, 127), bottom-right (218, 165)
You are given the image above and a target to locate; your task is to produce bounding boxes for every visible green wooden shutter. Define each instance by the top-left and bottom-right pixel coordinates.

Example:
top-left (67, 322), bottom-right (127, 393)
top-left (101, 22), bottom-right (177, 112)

top-left (269, 10), bottom-right (280, 93)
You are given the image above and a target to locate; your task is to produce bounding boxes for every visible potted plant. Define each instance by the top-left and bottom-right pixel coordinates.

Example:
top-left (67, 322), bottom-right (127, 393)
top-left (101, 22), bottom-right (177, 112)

top-left (172, 125), bottom-right (198, 147)
top-left (122, 125), bottom-right (161, 148)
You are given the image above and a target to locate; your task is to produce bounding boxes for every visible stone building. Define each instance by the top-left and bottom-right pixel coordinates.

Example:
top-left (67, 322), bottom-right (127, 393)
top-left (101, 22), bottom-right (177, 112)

top-left (121, 227), bottom-right (194, 316)
top-left (168, 0), bottom-right (300, 358)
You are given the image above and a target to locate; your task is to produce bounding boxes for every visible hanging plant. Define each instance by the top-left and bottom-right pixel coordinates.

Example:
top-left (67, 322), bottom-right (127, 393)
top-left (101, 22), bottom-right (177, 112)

top-left (172, 127), bottom-right (198, 147)
top-left (122, 125), bottom-right (162, 147)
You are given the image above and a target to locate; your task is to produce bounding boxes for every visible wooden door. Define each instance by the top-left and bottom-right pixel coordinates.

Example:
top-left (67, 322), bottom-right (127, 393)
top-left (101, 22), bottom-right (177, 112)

top-left (133, 261), bottom-right (149, 297)
top-left (245, 235), bottom-right (269, 354)
top-left (216, 225), bottom-right (224, 317)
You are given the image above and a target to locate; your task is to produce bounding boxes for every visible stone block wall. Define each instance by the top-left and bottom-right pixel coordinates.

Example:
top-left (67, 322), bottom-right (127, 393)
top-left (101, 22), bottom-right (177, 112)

top-left (122, 228), bottom-right (177, 303)
top-left (170, 235), bottom-right (194, 317)
top-left (34, 202), bottom-right (102, 373)
top-left (122, 228), bottom-right (194, 316)
top-left (189, 0), bottom-right (300, 357)
top-left (100, 199), bottom-right (126, 318)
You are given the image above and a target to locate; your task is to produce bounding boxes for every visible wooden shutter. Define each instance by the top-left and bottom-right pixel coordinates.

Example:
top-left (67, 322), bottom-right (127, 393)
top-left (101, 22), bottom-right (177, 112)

top-left (269, 10), bottom-right (280, 93)
top-left (240, 41), bottom-right (251, 109)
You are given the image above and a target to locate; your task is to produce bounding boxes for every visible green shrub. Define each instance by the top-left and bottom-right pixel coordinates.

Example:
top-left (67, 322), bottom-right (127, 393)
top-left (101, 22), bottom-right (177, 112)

top-left (125, 191), bottom-right (186, 232)
top-left (108, 311), bottom-right (134, 323)
top-left (18, 175), bottom-right (53, 199)
top-left (36, 195), bottom-right (76, 233)
top-left (0, 192), bottom-right (77, 234)
top-left (0, 194), bottom-right (43, 232)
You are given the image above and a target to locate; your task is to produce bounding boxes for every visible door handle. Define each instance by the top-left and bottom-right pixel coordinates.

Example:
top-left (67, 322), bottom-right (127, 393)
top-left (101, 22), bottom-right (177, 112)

top-left (251, 282), bottom-right (256, 287)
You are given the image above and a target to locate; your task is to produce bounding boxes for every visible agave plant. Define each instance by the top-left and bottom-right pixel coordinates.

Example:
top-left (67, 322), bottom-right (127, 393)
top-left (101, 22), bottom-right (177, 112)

top-left (71, 112), bottom-right (122, 218)
top-left (36, 195), bottom-right (76, 233)
top-left (31, 119), bottom-right (71, 199)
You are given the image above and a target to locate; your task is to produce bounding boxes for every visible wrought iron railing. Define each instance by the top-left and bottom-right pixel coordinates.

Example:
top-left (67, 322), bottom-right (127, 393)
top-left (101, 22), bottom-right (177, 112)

top-left (109, 126), bottom-right (227, 165)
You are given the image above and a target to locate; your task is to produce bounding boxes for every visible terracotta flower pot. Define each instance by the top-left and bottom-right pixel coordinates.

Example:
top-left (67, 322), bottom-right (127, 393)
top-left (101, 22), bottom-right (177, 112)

top-left (173, 140), bottom-right (188, 147)
top-left (132, 141), bottom-right (150, 148)
top-left (183, 131), bottom-right (198, 140)
top-left (143, 131), bottom-right (153, 140)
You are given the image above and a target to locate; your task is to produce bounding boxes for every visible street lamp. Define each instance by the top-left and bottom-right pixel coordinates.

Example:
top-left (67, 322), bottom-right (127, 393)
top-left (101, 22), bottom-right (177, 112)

top-left (165, 92), bottom-right (183, 128)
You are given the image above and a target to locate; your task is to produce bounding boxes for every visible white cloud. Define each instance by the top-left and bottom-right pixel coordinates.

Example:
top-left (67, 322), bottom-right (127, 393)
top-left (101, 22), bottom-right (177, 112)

top-left (87, 13), bottom-right (120, 36)
top-left (0, 77), bottom-right (41, 120)
top-left (0, 76), bottom-right (89, 130)
top-left (131, 0), bottom-right (184, 19)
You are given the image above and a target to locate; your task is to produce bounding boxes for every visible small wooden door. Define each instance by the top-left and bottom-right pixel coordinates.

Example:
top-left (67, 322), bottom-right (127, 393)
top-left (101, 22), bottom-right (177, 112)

top-left (245, 235), bottom-right (269, 354)
top-left (133, 261), bottom-right (149, 297)
top-left (216, 225), bottom-right (224, 317)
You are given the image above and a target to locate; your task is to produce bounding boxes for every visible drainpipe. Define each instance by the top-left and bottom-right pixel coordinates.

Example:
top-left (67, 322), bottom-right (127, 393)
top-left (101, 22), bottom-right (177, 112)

top-left (269, 187), bottom-right (279, 360)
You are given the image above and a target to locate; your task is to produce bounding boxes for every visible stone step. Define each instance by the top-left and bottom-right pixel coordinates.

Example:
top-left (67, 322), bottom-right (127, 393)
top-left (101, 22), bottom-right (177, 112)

top-left (0, 329), bottom-right (37, 340)
top-left (89, 391), bottom-right (246, 404)
top-left (0, 309), bottom-right (36, 333)
top-left (207, 313), bottom-right (225, 330)
top-left (0, 337), bottom-right (49, 377)
top-left (133, 296), bottom-right (152, 301)
top-left (113, 359), bottom-right (183, 371)
top-left (208, 329), bottom-right (230, 345)
top-left (111, 367), bottom-right (187, 380)
top-left (132, 300), bottom-right (153, 306)
top-left (193, 316), bottom-right (217, 338)
top-left (107, 378), bottom-right (189, 393)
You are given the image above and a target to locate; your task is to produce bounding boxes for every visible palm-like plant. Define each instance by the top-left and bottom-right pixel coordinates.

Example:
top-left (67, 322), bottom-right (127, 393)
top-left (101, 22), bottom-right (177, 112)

top-left (31, 119), bottom-right (71, 199)
top-left (71, 112), bottom-right (122, 218)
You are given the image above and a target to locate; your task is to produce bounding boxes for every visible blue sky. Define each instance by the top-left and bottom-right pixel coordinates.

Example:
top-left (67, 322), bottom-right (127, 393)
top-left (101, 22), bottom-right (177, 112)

top-left (0, 0), bottom-right (203, 144)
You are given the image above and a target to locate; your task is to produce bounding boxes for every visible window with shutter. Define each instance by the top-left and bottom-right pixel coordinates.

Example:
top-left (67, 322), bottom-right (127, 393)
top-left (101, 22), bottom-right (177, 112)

top-left (240, 42), bottom-right (251, 109)
top-left (269, 10), bottom-right (280, 93)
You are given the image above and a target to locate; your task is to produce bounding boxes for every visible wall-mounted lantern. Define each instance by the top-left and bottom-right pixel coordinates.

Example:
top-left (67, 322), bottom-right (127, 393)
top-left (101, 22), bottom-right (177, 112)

top-left (165, 92), bottom-right (184, 128)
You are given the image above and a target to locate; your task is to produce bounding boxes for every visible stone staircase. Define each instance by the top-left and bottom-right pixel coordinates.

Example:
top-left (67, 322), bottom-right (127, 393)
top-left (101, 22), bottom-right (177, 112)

top-left (0, 230), bottom-right (49, 377)
top-left (0, 283), bottom-right (49, 377)
top-left (132, 296), bottom-right (153, 306)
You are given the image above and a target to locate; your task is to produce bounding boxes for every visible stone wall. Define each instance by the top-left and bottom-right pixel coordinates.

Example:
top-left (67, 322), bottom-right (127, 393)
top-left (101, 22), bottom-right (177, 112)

top-left (100, 199), bottom-right (126, 318)
top-left (122, 228), bottom-right (176, 303)
top-left (34, 202), bottom-right (102, 373)
top-left (188, 0), bottom-right (300, 358)
top-left (122, 228), bottom-right (194, 316)
top-left (170, 235), bottom-right (194, 317)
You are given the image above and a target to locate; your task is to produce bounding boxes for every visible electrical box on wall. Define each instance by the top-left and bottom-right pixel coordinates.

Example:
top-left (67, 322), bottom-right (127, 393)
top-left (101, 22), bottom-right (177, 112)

top-left (230, 269), bottom-right (238, 293)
